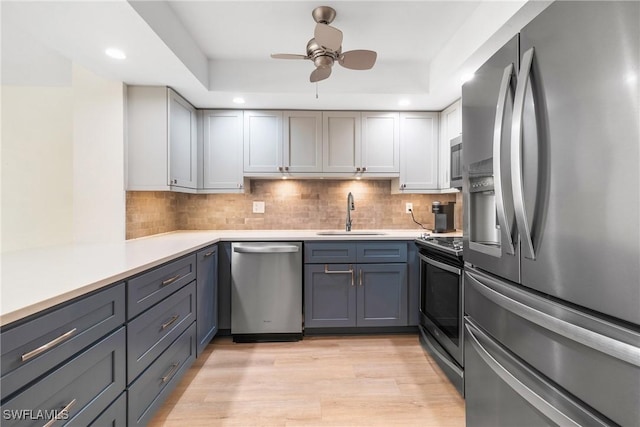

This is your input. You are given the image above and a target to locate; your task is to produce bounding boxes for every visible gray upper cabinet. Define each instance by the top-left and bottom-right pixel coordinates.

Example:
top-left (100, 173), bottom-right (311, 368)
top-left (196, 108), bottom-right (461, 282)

top-left (361, 112), bottom-right (399, 174)
top-left (283, 111), bottom-right (323, 173)
top-left (168, 89), bottom-right (198, 190)
top-left (322, 111), bottom-right (362, 174)
top-left (126, 86), bottom-right (197, 193)
top-left (394, 112), bottom-right (440, 192)
top-left (243, 110), bottom-right (283, 174)
top-left (202, 110), bottom-right (245, 192)
top-left (439, 99), bottom-right (461, 189)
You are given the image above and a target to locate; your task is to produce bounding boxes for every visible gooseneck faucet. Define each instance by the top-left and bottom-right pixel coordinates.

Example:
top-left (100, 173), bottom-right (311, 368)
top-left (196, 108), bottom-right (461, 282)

top-left (346, 192), bottom-right (355, 231)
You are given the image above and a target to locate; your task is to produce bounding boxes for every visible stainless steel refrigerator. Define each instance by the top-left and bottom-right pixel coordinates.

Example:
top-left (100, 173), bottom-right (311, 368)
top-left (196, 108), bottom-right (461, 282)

top-left (462, 1), bottom-right (640, 425)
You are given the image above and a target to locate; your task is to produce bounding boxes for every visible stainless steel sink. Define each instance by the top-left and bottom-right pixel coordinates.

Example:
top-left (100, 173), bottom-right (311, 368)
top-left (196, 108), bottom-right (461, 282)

top-left (316, 231), bottom-right (387, 236)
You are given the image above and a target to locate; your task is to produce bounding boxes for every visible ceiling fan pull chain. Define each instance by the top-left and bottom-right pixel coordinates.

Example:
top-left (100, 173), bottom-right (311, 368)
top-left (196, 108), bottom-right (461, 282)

top-left (316, 82), bottom-right (319, 99)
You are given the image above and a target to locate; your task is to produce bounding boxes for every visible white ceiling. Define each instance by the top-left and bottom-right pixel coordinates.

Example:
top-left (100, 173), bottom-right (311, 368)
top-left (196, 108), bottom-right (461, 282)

top-left (1, 0), bottom-right (552, 110)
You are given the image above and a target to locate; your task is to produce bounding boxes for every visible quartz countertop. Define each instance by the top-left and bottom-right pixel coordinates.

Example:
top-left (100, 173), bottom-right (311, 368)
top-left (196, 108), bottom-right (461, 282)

top-left (0, 229), bottom-right (461, 327)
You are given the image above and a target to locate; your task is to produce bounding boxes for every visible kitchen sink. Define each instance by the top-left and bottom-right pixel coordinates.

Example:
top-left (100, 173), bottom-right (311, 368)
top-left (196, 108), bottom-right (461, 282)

top-left (316, 231), bottom-right (387, 236)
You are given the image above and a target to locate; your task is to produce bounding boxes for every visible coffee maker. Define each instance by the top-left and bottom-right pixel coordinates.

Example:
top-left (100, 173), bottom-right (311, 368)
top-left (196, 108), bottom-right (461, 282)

top-left (431, 201), bottom-right (455, 233)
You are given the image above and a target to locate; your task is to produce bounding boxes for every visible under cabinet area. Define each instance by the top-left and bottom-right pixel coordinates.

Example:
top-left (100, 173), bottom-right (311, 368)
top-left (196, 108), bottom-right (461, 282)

top-left (304, 241), bottom-right (408, 330)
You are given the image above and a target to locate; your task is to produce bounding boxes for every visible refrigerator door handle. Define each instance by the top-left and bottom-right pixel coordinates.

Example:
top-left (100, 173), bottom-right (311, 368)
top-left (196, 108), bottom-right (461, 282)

top-left (511, 47), bottom-right (536, 260)
top-left (465, 321), bottom-right (606, 427)
top-left (466, 270), bottom-right (640, 368)
top-left (493, 63), bottom-right (516, 255)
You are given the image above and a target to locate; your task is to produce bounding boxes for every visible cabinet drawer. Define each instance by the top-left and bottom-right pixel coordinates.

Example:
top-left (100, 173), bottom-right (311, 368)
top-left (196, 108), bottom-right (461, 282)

top-left (356, 242), bottom-right (407, 263)
top-left (0, 327), bottom-right (126, 427)
top-left (0, 283), bottom-right (125, 400)
top-left (128, 254), bottom-right (196, 319)
top-left (128, 323), bottom-right (196, 427)
top-left (87, 392), bottom-right (126, 427)
top-left (127, 282), bottom-right (196, 383)
top-left (304, 242), bottom-right (357, 264)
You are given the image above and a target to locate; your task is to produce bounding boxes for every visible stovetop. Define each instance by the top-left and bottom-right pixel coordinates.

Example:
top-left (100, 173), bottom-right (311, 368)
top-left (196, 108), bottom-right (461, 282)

top-left (415, 234), bottom-right (463, 257)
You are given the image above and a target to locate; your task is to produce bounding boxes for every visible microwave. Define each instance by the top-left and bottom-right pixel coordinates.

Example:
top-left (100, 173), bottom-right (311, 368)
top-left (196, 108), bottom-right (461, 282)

top-left (450, 135), bottom-right (462, 188)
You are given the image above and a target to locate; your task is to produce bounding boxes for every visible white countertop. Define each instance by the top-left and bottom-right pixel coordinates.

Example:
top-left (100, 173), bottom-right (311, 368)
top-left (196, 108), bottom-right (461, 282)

top-left (0, 229), bottom-right (461, 327)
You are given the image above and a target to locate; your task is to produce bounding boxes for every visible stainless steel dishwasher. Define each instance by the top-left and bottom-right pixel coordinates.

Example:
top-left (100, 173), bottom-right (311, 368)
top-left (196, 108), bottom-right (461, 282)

top-left (231, 242), bottom-right (303, 342)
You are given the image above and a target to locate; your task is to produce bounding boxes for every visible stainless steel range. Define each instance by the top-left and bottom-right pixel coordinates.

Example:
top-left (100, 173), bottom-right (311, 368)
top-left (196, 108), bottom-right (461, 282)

top-left (415, 235), bottom-right (464, 395)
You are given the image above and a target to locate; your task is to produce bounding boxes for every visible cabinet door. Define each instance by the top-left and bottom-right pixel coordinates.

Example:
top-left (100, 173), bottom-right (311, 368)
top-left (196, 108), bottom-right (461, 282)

top-left (361, 112), bottom-right (399, 174)
top-left (283, 111), bottom-right (322, 173)
top-left (357, 264), bottom-right (407, 327)
top-left (322, 112), bottom-right (361, 173)
top-left (439, 100), bottom-right (461, 188)
top-left (243, 110), bottom-right (283, 174)
top-left (196, 246), bottom-right (218, 356)
top-left (202, 110), bottom-right (244, 191)
top-left (304, 264), bottom-right (356, 328)
top-left (168, 89), bottom-right (197, 189)
top-left (398, 112), bottom-right (439, 191)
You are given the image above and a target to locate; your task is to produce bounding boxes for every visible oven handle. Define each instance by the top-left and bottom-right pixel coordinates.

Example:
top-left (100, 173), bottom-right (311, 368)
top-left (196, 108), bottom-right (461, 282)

top-left (418, 253), bottom-right (461, 276)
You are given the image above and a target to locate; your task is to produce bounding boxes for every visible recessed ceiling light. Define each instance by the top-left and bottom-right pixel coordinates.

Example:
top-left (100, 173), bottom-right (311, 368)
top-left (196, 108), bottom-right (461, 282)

top-left (233, 97), bottom-right (245, 104)
top-left (105, 48), bottom-right (126, 60)
top-left (398, 99), bottom-right (411, 107)
top-left (461, 73), bottom-right (475, 84)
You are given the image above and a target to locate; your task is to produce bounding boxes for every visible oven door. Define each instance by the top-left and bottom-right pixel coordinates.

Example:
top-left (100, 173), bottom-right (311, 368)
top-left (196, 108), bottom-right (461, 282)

top-left (418, 252), bottom-right (463, 367)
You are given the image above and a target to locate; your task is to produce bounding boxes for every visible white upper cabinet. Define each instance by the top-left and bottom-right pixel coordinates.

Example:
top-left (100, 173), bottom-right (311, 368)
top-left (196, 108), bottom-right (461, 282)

top-left (322, 112), bottom-right (362, 174)
top-left (283, 111), bottom-right (323, 173)
top-left (361, 112), bottom-right (400, 174)
top-left (243, 110), bottom-right (283, 174)
top-left (439, 99), bottom-right (462, 189)
top-left (168, 89), bottom-right (198, 190)
top-left (394, 112), bottom-right (439, 192)
top-left (127, 86), bottom-right (197, 193)
top-left (202, 110), bottom-right (244, 192)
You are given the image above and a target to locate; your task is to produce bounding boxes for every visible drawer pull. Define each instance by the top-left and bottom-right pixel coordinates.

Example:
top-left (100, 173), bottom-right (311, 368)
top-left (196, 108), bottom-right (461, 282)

top-left (161, 275), bottom-right (181, 286)
top-left (42, 398), bottom-right (76, 427)
top-left (161, 314), bottom-right (180, 331)
top-left (161, 362), bottom-right (180, 383)
top-left (21, 328), bottom-right (77, 362)
top-left (203, 251), bottom-right (214, 257)
top-left (359, 269), bottom-right (363, 286)
top-left (324, 264), bottom-right (354, 287)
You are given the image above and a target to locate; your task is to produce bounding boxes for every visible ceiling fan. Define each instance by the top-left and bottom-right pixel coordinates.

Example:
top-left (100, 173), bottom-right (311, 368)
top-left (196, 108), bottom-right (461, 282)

top-left (271, 6), bottom-right (377, 83)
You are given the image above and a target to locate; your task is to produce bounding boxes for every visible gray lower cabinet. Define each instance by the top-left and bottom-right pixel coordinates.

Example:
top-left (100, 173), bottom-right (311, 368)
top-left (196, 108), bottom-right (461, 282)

top-left (87, 392), bottom-right (127, 426)
top-left (1, 327), bottom-right (126, 427)
top-left (196, 245), bottom-right (218, 356)
top-left (304, 241), bottom-right (408, 329)
top-left (128, 323), bottom-right (196, 427)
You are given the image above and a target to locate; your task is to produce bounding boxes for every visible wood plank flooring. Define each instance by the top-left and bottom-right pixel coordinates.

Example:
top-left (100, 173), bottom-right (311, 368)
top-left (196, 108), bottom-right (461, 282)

top-left (149, 334), bottom-right (465, 426)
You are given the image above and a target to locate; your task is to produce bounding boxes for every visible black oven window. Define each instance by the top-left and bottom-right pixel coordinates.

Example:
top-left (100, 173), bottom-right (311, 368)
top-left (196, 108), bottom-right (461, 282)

top-left (422, 263), bottom-right (460, 346)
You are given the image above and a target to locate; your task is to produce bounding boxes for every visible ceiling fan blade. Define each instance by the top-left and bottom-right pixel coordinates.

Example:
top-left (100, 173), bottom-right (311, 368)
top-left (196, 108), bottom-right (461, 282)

top-left (310, 66), bottom-right (332, 83)
top-left (314, 23), bottom-right (343, 51)
top-left (339, 50), bottom-right (377, 70)
top-left (271, 54), bottom-right (308, 60)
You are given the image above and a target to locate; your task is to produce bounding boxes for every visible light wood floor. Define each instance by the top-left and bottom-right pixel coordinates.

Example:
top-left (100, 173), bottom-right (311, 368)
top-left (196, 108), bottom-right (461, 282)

top-left (149, 334), bottom-right (465, 426)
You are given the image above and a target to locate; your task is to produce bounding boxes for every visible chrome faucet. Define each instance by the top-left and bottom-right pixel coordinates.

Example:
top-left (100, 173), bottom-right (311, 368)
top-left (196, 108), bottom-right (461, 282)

top-left (346, 192), bottom-right (355, 231)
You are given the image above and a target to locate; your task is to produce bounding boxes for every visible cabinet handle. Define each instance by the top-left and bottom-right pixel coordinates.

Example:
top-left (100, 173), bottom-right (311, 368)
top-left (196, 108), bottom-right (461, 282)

top-left (324, 264), bottom-right (355, 286)
top-left (362, 167), bottom-right (367, 172)
top-left (238, 183), bottom-right (243, 189)
top-left (161, 314), bottom-right (180, 331)
top-left (203, 251), bottom-right (214, 257)
top-left (42, 398), bottom-right (77, 427)
top-left (278, 166), bottom-right (284, 172)
top-left (161, 362), bottom-right (180, 383)
top-left (161, 275), bottom-right (181, 286)
top-left (359, 269), bottom-right (363, 286)
top-left (356, 167), bottom-right (361, 172)
top-left (21, 328), bottom-right (77, 362)
top-left (285, 166), bottom-right (289, 171)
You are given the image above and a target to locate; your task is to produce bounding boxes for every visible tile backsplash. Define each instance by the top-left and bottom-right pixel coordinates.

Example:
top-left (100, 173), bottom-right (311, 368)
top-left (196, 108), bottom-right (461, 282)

top-left (126, 180), bottom-right (463, 239)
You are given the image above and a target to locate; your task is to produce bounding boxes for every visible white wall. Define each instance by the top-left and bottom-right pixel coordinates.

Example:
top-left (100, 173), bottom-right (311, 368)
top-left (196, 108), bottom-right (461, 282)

top-left (72, 65), bottom-right (125, 244)
top-left (1, 86), bottom-right (75, 251)
top-left (1, 57), bottom-right (125, 252)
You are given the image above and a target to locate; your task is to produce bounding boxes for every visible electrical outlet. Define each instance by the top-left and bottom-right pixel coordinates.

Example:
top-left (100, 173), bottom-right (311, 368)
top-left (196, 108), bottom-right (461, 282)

top-left (253, 201), bottom-right (265, 214)
top-left (405, 203), bottom-right (413, 214)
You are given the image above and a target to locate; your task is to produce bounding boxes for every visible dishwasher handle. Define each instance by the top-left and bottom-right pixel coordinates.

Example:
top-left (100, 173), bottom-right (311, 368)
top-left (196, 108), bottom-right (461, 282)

top-left (233, 244), bottom-right (300, 254)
